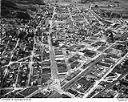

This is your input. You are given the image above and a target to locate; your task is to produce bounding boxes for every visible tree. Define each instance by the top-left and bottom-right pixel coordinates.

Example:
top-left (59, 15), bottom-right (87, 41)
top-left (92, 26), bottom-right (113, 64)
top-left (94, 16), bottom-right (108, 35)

top-left (16, 12), bottom-right (31, 20)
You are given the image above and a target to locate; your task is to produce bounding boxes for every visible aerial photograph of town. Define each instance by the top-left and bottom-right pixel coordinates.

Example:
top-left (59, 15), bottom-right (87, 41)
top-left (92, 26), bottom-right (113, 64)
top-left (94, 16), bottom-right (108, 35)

top-left (1, 0), bottom-right (128, 99)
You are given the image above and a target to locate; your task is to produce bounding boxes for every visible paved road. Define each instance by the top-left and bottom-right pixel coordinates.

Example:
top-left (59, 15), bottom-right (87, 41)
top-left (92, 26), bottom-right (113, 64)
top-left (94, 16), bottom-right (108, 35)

top-left (85, 52), bottom-right (128, 97)
top-left (48, 35), bottom-right (58, 80)
top-left (48, 55), bottom-right (104, 98)
top-left (92, 53), bottom-right (128, 98)
top-left (87, 4), bottom-right (104, 25)
top-left (49, 41), bottom-right (115, 97)
top-left (61, 54), bottom-right (104, 90)
top-left (61, 41), bottom-right (115, 90)
top-left (93, 72), bottom-right (128, 98)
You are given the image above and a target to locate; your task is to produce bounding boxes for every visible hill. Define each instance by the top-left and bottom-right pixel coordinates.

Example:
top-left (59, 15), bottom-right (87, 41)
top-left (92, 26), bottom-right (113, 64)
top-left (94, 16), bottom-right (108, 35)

top-left (1, 0), bottom-right (45, 19)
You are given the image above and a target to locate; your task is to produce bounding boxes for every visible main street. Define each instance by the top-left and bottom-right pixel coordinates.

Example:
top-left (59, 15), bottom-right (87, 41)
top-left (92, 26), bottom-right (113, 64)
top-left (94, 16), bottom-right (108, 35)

top-left (48, 20), bottom-right (59, 81)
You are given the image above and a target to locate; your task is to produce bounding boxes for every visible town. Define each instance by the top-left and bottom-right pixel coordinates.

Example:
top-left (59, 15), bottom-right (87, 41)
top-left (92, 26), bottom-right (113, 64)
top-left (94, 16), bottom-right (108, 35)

top-left (1, 0), bottom-right (128, 98)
